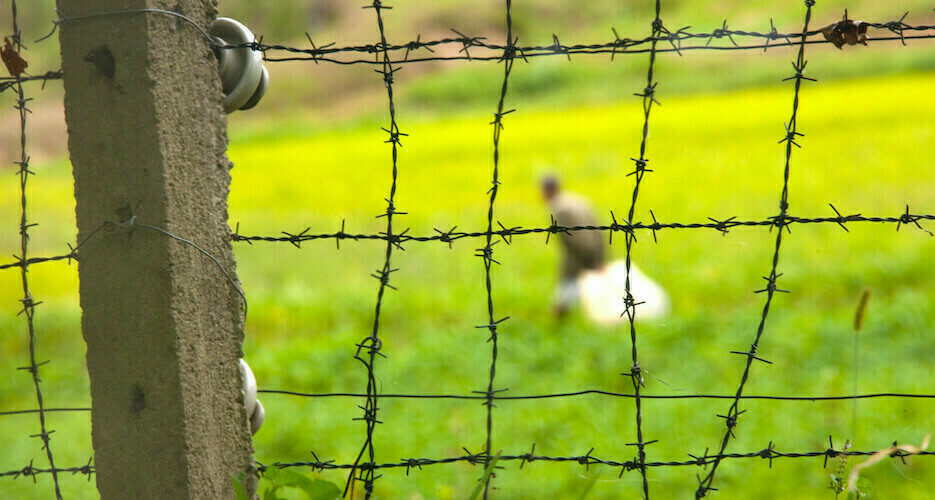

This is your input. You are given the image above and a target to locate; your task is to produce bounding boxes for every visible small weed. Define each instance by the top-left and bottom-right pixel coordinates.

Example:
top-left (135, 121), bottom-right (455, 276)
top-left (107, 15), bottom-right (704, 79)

top-left (233, 468), bottom-right (342, 500)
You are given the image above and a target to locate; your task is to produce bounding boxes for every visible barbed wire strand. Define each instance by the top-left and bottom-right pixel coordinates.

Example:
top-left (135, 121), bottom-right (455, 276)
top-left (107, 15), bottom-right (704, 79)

top-left (8, 1), bottom-right (62, 497)
top-left (477, 1), bottom-right (515, 497)
top-left (13, 6), bottom-right (935, 68)
top-left (620, 0), bottom-right (665, 496)
top-left (0, 460), bottom-right (93, 481)
top-left (4, 211), bottom-right (933, 273)
top-left (265, 441), bottom-right (935, 474)
top-left (0, 71), bottom-right (61, 93)
top-left (9, 30), bottom-right (935, 72)
top-left (254, 32), bottom-right (935, 64)
top-left (227, 210), bottom-right (934, 248)
top-left (3, 440), bottom-right (932, 482)
top-left (218, 16), bottom-right (935, 64)
top-left (696, 1), bottom-right (815, 497)
top-left (346, 1), bottom-right (405, 497)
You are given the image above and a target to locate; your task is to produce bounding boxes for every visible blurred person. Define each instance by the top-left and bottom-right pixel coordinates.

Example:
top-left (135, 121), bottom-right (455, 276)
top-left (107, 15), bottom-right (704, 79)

top-left (541, 175), bottom-right (604, 316)
top-left (541, 175), bottom-right (669, 322)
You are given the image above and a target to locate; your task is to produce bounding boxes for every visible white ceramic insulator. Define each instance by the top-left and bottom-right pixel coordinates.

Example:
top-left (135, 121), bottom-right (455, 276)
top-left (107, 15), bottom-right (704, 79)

top-left (250, 401), bottom-right (266, 435)
top-left (239, 358), bottom-right (264, 434)
top-left (209, 17), bottom-right (269, 114)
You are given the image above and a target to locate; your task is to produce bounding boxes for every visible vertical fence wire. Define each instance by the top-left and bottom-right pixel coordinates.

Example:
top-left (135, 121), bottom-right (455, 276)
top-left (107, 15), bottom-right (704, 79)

top-left (695, 1), bottom-right (815, 497)
top-left (9, 0), bottom-right (62, 498)
top-left (621, 0), bottom-right (664, 497)
top-left (348, 1), bottom-right (406, 497)
top-left (476, 1), bottom-right (515, 497)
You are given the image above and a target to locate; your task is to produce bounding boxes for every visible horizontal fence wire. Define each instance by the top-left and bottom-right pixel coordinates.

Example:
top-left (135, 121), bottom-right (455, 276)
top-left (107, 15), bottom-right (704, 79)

top-left (2, 1), bottom-right (935, 498)
top-left (230, 211), bottom-right (935, 246)
top-left (263, 444), bottom-right (935, 474)
top-left (0, 212), bottom-right (933, 271)
top-left (0, 70), bottom-right (61, 92)
top-left (258, 390), bottom-right (935, 402)
top-left (5, 444), bottom-right (934, 479)
top-left (7, 388), bottom-right (935, 409)
top-left (1, 10), bottom-right (932, 79)
top-left (0, 461), bottom-right (94, 481)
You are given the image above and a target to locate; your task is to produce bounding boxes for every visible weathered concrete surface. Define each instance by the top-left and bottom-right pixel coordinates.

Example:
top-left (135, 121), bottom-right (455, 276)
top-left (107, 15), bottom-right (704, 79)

top-left (56, 0), bottom-right (255, 497)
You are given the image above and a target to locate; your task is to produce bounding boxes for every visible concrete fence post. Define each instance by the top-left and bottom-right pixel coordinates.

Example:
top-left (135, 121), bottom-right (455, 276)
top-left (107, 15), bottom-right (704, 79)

top-left (55, 0), bottom-right (256, 497)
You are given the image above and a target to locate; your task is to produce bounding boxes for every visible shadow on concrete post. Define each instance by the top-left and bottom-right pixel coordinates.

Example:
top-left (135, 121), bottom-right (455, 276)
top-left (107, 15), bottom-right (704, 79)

top-left (56, 0), bottom-right (256, 497)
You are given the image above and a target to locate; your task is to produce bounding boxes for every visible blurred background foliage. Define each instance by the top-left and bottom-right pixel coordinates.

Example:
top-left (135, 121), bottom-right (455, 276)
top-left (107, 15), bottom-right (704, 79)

top-left (5, 0), bottom-right (935, 152)
top-left (1, 1), bottom-right (934, 498)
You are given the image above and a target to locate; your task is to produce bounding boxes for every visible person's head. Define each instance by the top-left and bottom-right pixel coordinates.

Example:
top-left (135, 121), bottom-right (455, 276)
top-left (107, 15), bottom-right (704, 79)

top-left (540, 175), bottom-right (560, 201)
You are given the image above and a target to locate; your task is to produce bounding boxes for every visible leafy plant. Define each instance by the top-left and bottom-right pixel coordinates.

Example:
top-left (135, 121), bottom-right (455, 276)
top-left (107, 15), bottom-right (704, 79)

top-left (232, 468), bottom-right (342, 500)
top-left (829, 439), bottom-right (861, 498)
top-left (468, 450), bottom-right (502, 500)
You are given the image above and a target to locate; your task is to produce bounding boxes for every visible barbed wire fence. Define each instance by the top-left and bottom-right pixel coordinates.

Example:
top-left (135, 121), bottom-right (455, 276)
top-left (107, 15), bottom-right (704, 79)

top-left (2, 0), bottom-right (935, 498)
top-left (0, 1), bottom-right (89, 498)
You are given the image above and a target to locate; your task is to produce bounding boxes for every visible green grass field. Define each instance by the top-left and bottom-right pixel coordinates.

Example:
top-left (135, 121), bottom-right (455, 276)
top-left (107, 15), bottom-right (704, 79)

top-left (1, 64), bottom-right (934, 499)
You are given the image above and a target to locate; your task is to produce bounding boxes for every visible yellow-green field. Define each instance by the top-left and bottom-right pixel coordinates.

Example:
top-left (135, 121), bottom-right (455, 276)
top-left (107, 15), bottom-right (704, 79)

top-left (1, 72), bottom-right (934, 498)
